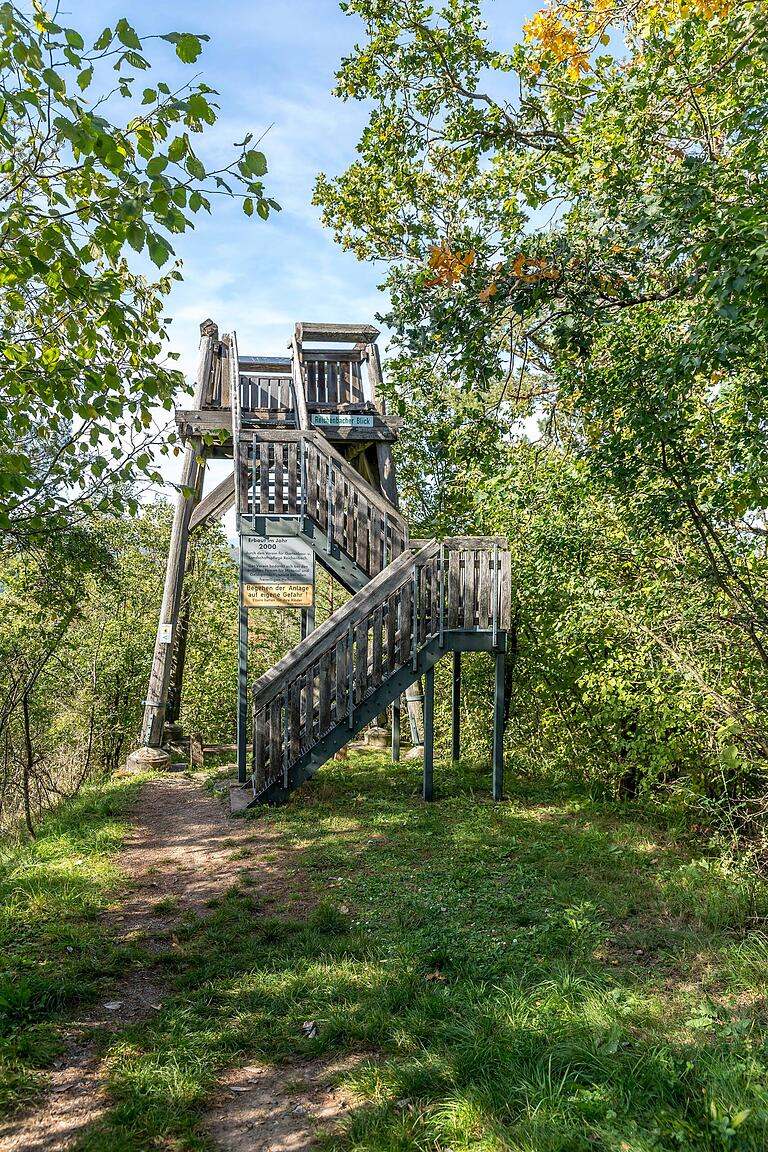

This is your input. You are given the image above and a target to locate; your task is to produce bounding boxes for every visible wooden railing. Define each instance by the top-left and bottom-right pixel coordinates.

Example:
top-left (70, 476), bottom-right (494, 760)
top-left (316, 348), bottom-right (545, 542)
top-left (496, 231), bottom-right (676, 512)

top-left (239, 430), bottom-right (408, 580)
top-left (240, 373), bottom-right (293, 412)
top-left (251, 538), bottom-right (510, 794)
top-left (303, 351), bottom-right (365, 406)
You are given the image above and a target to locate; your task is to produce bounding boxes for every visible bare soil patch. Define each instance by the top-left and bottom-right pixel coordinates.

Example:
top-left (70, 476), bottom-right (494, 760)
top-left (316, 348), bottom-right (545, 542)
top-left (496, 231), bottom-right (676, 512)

top-left (0, 774), bottom-right (300, 1152)
top-left (204, 1054), bottom-right (366, 1152)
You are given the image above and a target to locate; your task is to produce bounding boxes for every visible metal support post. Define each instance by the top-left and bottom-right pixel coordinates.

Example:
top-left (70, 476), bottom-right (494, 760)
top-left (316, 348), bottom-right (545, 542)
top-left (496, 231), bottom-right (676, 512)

top-left (392, 700), bottom-right (401, 763)
top-left (423, 665), bottom-right (435, 801)
top-left (301, 606), bottom-right (316, 639)
top-left (492, 649), bottom-right (505, 800)
top-left (237, 597), bottom-right (248, 785)
top-left (451, 650), bottom-right (461, 763)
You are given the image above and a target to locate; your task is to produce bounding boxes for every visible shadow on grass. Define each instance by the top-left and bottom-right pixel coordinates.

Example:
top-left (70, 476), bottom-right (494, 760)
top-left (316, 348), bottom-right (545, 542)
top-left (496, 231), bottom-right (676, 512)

top-left (77, 754), bottom-right (768, 1152)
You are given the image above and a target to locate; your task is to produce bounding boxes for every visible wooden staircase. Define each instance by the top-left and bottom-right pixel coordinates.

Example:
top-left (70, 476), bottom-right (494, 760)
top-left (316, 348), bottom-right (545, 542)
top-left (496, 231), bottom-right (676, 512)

top-left (248, 537), bottom-right (510, 805)
top-left (139, 319), bottom-right (511, 804)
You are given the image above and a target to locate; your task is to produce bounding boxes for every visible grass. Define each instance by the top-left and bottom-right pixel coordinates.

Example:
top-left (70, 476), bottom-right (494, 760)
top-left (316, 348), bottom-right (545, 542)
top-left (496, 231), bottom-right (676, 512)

top-left (0, 775), bottom-right (144, 1114)
top-left (4, 754), bottom-right (768, 1151)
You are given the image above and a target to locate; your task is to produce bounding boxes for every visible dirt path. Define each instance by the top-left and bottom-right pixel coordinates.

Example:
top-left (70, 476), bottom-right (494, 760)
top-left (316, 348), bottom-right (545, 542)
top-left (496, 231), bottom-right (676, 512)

top-left (0, 776), bottom-right (355, 1152)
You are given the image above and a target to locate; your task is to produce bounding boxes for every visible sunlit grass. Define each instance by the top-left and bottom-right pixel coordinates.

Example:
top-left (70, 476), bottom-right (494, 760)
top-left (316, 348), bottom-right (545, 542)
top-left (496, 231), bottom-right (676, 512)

top-left (0, 776), bottom-right (143, 1114)
top-left (5, 753), bottom-right (768, 1150)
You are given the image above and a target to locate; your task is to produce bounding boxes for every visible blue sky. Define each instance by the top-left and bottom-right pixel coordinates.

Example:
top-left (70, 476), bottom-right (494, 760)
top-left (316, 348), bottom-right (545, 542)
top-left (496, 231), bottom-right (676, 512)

top-left (65, 0), bottom-right (539, 493)
top-left (65, 0), bottom-right (538, 367)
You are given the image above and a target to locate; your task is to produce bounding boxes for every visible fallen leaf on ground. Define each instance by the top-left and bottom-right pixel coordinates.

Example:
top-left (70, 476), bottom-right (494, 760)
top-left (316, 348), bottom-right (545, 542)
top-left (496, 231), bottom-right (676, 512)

top-left (103, 1001), bottom-right (123, 1010)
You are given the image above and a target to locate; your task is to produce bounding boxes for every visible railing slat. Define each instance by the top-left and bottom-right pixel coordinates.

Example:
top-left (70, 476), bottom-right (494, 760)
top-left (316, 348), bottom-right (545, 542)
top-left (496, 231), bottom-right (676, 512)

top-left (274, 443), bottom-right (284, 514)
top-left (464, 551), bottom-right (477, 629)
top-left (287, 442), bottom-right (297, 514)
top-left (260, 442), bottom-right (270, 514)
top-left (448, 550), bottom-right (460, 629)
top-left (372, 607), bottom-right (383, 687)
top-left (478, 549), bottom-right (490, 629)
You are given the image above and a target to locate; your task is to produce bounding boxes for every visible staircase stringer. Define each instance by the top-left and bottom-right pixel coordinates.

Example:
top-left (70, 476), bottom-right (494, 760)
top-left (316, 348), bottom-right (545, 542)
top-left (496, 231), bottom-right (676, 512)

top-left (248, 628), bottom-right (504, 806)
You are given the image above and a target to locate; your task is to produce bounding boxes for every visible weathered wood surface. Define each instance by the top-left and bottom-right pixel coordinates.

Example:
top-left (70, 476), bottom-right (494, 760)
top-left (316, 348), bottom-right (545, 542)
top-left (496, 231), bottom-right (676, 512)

top-left (251, 537), bottom-right (511, 794)
top-left (296, 321), bottom-right (379, 344)
top-left (141, 322), bottom-right (219, 748)
top-left (189, 472), bottom-right (236, 532)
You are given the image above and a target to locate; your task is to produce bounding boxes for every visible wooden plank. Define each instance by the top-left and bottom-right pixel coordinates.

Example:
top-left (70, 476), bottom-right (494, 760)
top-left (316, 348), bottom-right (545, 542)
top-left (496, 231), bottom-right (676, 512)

top-left (260, 441), bottom-right (270, 514)
top-left (333, 467), bottom-right (345, 552)
top-left (372, 606), bottom-right (383, 687)
top-left (289, 681), bottom-right (301, 764)
top-left (253, 708), bottom-right (266, 790)
top-left (307, 442), bottom-right (318, 520)
top-left (319, 651), bottom-right (332, 733)
top-left (189, 471), bottom-right (235, 532)
top-left (335, 637), bottom-right (348, 722)
top-left (251, 544), bottom-right (436, 705)
top-left (448, 549), bottom-right (461, 629)
top-left (464, 550), bottom-right (477, 628)
top-left (399, 580), bottom-right (412, 664)
top-left (355, 621), bottom-right (369, 704)
top-left (269, 698), bottom-right (281, 784)
top-left (478, 548), bottom-right (490, 629)
top-left (297, 321), bottom-right (380, 344)
top-left (386, 593), bottom-right (397, 674)
top-left (429, 558), bottom-right (439, 637)
top-left (500, 549), bottom-right (512, 630)
top-left (317, 454), bottom-right (327, 530)
top-left (370, 507), bottom-right (383, 576)
top-left (274, 442), bottom-right (284, 514)
top-left (356, 498), bottom-right (369, 573)
top-left (287, 442), bottom-right (297, 514)
top-left (291, 335), bottom-right (310, 429)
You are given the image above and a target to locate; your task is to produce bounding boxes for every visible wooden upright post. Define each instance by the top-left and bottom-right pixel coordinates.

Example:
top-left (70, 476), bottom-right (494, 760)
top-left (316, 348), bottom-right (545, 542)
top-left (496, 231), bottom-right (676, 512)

top-left (137, 321), bottom-right (218, 754)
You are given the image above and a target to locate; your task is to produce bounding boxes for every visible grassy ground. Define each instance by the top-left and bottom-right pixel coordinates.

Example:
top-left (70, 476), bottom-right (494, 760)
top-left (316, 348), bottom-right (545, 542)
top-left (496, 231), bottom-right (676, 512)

top-left (4, 754), bottom-right (768, 1151)
top-left (0, 776), bottom-right (144, 1114)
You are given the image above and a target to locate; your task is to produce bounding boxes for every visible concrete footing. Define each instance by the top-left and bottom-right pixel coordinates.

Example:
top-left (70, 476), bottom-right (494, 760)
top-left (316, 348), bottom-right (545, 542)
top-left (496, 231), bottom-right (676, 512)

top-left (125, 746), bottom-right (172, 774)
top-left (365, 725), bottom-right (390, 750)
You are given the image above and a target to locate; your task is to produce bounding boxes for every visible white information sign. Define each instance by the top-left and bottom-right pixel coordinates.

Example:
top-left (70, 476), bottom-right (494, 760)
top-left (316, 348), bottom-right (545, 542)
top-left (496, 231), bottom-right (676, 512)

top-left (158, 623), bottom-right (173, 644)
top-left (311, 413), bottom-right (374, 429)
top-left (241, 535), bottom-right (315, 609)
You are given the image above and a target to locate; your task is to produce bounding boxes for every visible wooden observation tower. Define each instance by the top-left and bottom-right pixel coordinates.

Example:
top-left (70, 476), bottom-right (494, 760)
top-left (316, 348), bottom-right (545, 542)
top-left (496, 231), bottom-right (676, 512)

top-left (135, 319), bottom-right (511, 805)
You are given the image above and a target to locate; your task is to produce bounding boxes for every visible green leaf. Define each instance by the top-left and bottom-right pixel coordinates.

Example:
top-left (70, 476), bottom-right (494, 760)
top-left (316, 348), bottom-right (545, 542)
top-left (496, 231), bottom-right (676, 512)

top-left (116, 18), bottom-right (141, 49)
top-left (77, 67), bottom-right (93, 90)
top-left (146, 155), bottom-right (169, 177)
top-left (243, 196), bottom-right (254, 217)
top-left (185, 154), bottom-right (206, 181)
top-left (147, 235), bottom-right (172, 267)
top-left (142, 87), bottom-right (157, 104)
top-left (245, 149), bottom-right (268, 177)
top-left (162, 32), bottom-right (207, 64)
top-left (167, 135), bottom-right (187, 162)
top-left (93, 26), bottom-right (112, 51)
top-left (65, 28), bottom-right (84, 50)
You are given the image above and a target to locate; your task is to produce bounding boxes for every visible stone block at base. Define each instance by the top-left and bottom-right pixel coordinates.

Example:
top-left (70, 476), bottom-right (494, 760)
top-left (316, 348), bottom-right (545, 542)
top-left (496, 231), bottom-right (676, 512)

top-left (125, 746), bottom-right (172, 774)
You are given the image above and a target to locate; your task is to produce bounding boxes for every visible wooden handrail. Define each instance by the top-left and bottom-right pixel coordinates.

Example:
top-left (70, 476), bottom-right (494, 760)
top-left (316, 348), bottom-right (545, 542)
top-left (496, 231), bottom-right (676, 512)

top-left (250, 536), bottom-right (511, 795)
top-left (251, 542), bottom-right (431, 705)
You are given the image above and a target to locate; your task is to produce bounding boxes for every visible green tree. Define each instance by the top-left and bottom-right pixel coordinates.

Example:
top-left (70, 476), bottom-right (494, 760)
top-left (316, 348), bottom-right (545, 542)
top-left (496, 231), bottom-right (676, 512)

top-left (0, 2), bottom-right (278, 541)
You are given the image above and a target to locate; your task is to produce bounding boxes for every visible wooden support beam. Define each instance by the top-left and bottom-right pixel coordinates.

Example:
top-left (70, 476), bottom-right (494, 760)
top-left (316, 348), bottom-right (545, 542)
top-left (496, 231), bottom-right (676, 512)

top-left (451, 651), bottom-right (461, 763)
top-left (423, 665), bottom-right (435, 801)
top-left (296, 321), bottom-right (379, 345)
top-left (189, 472), bottom-right (236, 532)
top-left (141, 321), bottom-right (218, 749)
